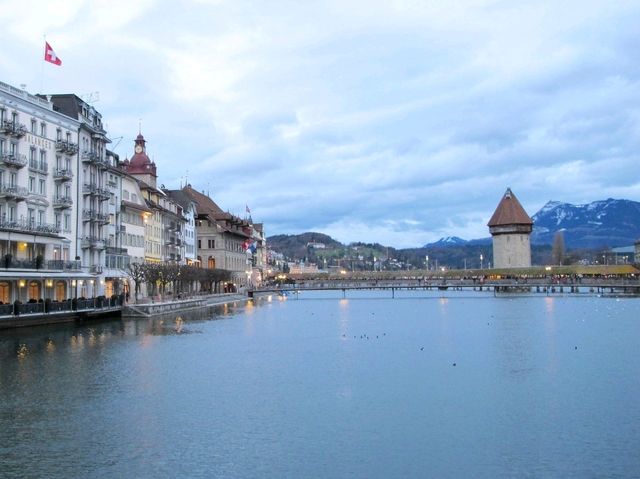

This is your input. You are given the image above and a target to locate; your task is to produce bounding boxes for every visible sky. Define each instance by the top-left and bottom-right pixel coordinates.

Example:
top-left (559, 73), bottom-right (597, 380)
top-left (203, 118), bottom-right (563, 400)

top-left (1, 0), bottom-right (640, 248)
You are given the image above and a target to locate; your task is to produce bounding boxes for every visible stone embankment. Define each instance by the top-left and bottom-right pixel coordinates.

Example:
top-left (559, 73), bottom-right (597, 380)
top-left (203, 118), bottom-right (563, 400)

top-left (122, 293), bottom-right (249, 318)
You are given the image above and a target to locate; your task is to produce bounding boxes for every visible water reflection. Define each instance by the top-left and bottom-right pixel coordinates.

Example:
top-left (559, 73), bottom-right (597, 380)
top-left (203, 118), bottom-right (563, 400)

top-left (0, 300), bottom-right (251, 361)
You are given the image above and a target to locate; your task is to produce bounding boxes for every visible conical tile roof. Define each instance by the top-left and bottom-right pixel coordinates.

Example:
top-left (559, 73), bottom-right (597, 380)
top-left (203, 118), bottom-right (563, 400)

top-left (487, 188), bottom-right (533, 227)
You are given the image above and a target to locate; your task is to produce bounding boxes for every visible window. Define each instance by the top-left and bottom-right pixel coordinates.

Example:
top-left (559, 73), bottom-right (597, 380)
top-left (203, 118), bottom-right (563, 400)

top-left (208, 239), bottom-right (215, 248)
top-left (39, 179), bottom-right (46, 195)
top-left (31, 119), bottom-right (37, 133)
top-left (64, 214), bottom-right (70, 231)
top-left (56, 129), bottom-right (62, 141)
top-left (38, 210), bottom-right (45, 225)
top-left (40, 123), bottom-right (46, 137)
top-left (30, 147), bottom-right (36, 163)
top-left (198, 239), bottom-right (201, 249)
top-left (29, 176), bottom-right (35, 193)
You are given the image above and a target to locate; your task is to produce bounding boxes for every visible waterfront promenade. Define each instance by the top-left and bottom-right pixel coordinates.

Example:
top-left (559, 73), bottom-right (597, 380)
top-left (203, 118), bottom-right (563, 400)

top-left (0, 292), bottom-right (250, 329)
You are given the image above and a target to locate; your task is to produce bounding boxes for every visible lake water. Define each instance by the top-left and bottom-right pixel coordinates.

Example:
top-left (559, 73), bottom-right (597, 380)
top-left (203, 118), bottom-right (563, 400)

top-left (1, 290), bottom-right (639, 478)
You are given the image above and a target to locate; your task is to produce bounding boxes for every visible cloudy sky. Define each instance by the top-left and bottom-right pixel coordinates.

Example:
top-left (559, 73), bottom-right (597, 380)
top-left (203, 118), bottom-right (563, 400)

top-left (2, 0), bottom-right (640, 247)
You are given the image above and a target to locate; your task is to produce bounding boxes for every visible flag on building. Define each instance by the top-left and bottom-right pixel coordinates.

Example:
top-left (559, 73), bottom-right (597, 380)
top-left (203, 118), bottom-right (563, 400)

top-left (246, 205), bottom-right (251, 214)
top-left (44, 41), bottom-right (62, 65)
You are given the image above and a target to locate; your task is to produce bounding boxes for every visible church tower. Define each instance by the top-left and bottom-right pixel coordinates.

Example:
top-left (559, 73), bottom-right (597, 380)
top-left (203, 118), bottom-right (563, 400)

top-left (488, 188), bottom-right (533, 268)
top-left (121, 133), bottom-right (158, 188)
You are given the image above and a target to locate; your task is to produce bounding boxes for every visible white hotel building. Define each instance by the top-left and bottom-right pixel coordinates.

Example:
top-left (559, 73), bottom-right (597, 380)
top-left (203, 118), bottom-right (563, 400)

top-left (0, 81), bottom-right (91, 305)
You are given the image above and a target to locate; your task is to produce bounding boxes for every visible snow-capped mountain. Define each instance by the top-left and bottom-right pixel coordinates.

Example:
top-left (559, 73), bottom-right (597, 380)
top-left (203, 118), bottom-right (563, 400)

top-left (424, 236), bottom-right (468, 248)
top-left (531, 198), bottom-right (640, 248)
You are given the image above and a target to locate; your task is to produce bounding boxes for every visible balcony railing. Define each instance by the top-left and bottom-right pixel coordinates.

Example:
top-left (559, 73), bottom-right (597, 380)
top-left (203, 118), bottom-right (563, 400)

top-left (0, 151), bottom-right (28, 168)
top-left (0, 218), bottom-right (61, 235)
top-left (81, 150), bottom-right (99, 163)
top-left (89, 265), bottom-right (103, 274)
top-left (80, 236), bottom-right (106, 250)
top-left (53, 196), bottom-right (73, 208)
top-left (2, 257), bottom-right (81, 271)
top-left (55, 140), bottom-right (78, 155)
top-left (82, 183), bottom-right (110, 199)
top-left (106, 246), bottom-right (128, 255)
top-left (53, 168), bottom-right (73, 181)
top-left (0, 120), bottom-right (27, 138)
top-left (28, 159), bottom-right (48, 173)
top-left (83, 210), bottom-right (109, 223)
top-left (0, 184), bottom-right (29, 201)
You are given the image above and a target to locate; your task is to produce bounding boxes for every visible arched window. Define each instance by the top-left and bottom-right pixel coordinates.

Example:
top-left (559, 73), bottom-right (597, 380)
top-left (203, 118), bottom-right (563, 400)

top-left (208, 256), bottom-right (216, 269)
top-left (29, 281), bottom-right (40, 300)
top-left (0, 281), bottom-right (9, 304)
top-left (55, 281), bottom-right (66, 301)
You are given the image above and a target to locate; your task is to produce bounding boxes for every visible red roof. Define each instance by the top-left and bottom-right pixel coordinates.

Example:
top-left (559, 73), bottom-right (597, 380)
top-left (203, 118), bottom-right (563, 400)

top-left (487, 188), bottom-right (533, 227)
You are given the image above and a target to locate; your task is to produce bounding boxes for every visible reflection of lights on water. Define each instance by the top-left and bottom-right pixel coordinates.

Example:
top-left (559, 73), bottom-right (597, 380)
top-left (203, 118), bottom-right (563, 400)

top-left (17, 344), bottom-right (28, 359)
top-left (544, 296), bottom-right (554, 314)
top-left (46, 339), bottom-right (55, 353)
top-left (267, 295), bottom-right (272, 302)
top-left (339, 299), bottom-right (349, 308)
top-left (175, 316), bottom-right (183, 333)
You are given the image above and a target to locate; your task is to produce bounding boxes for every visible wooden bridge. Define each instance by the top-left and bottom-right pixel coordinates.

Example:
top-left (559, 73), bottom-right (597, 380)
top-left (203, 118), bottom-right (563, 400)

top-left (252, 276), bottom-right (640, 298)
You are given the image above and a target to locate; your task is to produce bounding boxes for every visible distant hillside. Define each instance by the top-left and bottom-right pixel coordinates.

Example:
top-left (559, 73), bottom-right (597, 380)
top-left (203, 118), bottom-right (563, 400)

top-left (267, 232), bottom-right (344, 259)
top-left (531, 198), bottom-right (640, 248)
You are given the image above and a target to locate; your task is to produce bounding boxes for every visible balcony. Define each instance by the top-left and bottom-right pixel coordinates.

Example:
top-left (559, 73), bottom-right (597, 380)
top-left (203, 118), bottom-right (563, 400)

top-left (80, 236), bottom-right (106, 250)
top-left (29, 159), bottom-right (49, 174)
top-left (0, 218), bottom-right (61, 235)
top-left (53, 168), bottom-right (73, 181)
top-left (82, 183), bottom-right (110, 199)
top-left (0, 184), bottom-right (29, 201)
top-left (0, 151), bottom-right (28, 169)
top-left (96, 187), bottom-right (110, 199)
top-left (106, 246), bottom-right (127, 255)
top-left (2, 257), bottom-right (81, 271)
top-left (55, 140), bottom-right (78, 155)
top-left (0, 120), bottom-right (27, 138)
top-left (89, 265), bottom-right (103, 274)
top-left (53, 196), bottom-right (73, 209)
top-left (81, 150), bottom-right (99, 164)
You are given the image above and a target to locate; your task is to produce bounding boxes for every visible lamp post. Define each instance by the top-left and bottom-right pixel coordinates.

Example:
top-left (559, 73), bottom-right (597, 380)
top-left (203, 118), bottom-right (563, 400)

top-left (480, 253), bottom-right (483, 270)
top-left (425, 255), bottom-right (429, 271)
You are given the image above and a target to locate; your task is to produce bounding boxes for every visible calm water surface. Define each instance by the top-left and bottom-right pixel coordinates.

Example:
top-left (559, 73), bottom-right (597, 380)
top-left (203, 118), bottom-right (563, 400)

top-left (1, 290), bottom-right (639, 478)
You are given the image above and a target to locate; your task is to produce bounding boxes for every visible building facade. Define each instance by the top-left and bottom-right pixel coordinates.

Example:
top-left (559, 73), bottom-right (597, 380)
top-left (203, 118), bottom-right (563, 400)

top-left (46, 94), bottom-right (112, 286)
top-left (0, 81), bottom-right (90, 304)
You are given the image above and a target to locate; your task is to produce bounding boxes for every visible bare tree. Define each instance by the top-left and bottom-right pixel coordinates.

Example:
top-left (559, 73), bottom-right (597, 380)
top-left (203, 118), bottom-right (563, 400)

top-left (552, 231), bottom-right (566, 265)
top-left (128, 262), bottom-right (146, 302)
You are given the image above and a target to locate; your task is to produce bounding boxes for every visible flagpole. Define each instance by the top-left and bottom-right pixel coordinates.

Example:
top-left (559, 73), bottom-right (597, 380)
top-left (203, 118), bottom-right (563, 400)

top-left (40, 34), bottom-right (46, 94)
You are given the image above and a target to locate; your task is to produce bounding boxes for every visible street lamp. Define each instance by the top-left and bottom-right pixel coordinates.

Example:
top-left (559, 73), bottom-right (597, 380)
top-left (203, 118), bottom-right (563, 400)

top-left (480, 253), bottom-right (484, 270)
top-left (425, 255), bottom-right (429, 271)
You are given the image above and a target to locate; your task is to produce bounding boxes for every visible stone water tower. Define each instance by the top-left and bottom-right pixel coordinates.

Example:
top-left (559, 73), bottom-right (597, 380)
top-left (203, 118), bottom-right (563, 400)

top-left (488, 188), bottom-right (533, 268)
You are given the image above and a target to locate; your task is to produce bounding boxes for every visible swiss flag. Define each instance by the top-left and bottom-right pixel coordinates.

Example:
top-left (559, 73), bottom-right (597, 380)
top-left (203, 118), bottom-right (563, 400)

top-left (44, 41), bottom-right (62, 66)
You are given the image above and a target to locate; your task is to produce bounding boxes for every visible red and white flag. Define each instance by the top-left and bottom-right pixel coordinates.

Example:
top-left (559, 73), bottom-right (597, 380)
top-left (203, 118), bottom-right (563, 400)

top-left (44, 41), bottom-right (62, 66)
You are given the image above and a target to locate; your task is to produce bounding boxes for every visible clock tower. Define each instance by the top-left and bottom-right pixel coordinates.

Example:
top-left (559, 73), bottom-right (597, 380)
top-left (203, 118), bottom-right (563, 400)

top-left (122, 133), bottom-right (158, 187)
